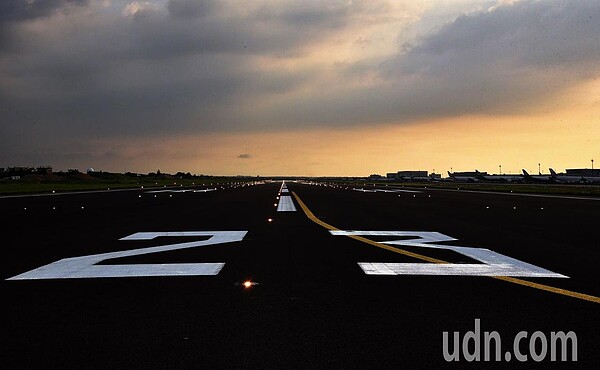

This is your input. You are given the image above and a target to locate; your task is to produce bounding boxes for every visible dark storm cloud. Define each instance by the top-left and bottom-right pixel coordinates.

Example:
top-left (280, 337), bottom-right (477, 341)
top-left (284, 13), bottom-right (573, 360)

top-left (0, 1), bottom-right (88, 53)
top-left (0, 0), bottom-right (345, 137)
top-left (167, 0), bottom-right (217, 19)
top-left (0, 0), bottom-right (365, 166)
top-left (0, 0), bottom-right (88, 23)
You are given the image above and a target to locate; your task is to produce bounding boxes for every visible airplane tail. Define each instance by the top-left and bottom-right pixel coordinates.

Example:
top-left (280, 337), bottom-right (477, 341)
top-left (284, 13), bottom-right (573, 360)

top-left (549, 168), bottom-right (557, 176)
top-left (522, 169), bottom-right (530, 176)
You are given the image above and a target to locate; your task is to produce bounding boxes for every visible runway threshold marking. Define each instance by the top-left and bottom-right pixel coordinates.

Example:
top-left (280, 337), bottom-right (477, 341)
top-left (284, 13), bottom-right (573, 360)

top-left (291, 191), bottom-right (600, 304)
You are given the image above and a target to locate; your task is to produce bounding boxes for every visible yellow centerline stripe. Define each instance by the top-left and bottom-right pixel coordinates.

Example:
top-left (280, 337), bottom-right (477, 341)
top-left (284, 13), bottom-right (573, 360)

top-left (292, 191), bottom-right (600, 304)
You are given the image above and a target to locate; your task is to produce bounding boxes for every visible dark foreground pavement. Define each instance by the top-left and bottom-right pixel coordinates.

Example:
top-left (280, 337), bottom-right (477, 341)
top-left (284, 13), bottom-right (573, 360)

top-left (2, 182), bottom-right (598, 369)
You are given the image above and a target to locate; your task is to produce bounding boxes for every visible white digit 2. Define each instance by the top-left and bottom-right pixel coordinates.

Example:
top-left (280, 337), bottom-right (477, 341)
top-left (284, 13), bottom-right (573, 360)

top-left (7, 231), bottom-right (247, 280)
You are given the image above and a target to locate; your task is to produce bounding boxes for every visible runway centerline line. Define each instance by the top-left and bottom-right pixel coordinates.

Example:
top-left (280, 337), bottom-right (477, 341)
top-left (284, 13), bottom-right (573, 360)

top-left (277, 195), bottom-right (297, 212)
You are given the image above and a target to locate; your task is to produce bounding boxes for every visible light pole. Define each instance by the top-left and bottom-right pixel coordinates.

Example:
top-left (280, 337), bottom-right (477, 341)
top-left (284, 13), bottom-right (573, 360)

top-left (538, 163), bottom-right (541, 175)
top-left (499, 165), bottom-right (502, 175)
top-left (592, 159), bottom-right (594, 170)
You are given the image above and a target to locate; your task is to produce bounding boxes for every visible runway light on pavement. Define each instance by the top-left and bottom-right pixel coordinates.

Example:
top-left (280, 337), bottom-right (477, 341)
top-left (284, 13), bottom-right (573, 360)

top-left (267, 218), bottom-right (273, 222)
top-left (239, 280), bottom-right (259, 289)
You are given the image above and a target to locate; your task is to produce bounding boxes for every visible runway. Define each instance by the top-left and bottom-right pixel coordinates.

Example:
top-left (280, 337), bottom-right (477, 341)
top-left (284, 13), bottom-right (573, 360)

top-left (2, 181), bottom-right (598, 368)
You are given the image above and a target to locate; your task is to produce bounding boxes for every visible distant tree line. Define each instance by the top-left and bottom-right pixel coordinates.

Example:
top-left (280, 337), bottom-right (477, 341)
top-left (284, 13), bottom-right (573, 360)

top-left (0, 166), bottom-right (52, 176)
top-left (0, 166), bottom-right (251, 180)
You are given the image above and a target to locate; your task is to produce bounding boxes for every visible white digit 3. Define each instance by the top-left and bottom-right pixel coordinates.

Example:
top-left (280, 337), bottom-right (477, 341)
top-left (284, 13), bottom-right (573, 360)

top-left (329, 231), bottom-right (566, 278)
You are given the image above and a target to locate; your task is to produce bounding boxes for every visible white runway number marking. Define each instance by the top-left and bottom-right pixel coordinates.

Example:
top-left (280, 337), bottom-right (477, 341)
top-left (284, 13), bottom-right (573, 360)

top-left (7, 231), bottom-right (247, 280)
top-left (330, 231), bottom-right (567, 278)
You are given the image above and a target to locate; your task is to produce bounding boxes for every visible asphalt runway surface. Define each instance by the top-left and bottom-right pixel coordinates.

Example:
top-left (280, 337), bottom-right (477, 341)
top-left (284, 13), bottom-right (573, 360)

top-left (2, 181), bottom-right (599, 368)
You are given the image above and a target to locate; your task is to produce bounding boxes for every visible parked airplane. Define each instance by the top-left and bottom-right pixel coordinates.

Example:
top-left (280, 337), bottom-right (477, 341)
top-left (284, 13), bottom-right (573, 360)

top-left (548, 169), bottom-right (585, 184)
top-left (550, 168), bottom-right (600, 184)
top-left (398, 174), bottom-right (436, 182)
top-left (475, 170), bottom-right (523, 183)
top-left (447, 171), bottom-right (479, 182)
top-left (522, 169), bottom-right (554, 183)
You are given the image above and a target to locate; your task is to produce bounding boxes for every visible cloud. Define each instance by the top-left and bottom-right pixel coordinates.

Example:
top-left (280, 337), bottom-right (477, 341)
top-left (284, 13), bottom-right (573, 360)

top-left (249, 0), bottom-right (600, 128)
top-left (0, 0), bottom-right (89, 24)
top-left (0, 0), bottom-right (373, 140)
top-left (122, 1), bottom-right (158, 17)
top-left (1, 0), bottom-right (600, 170)
top-left (166, 0), bottom-right (216, 19)
top-left (377, 0), bottom-right (600, 116)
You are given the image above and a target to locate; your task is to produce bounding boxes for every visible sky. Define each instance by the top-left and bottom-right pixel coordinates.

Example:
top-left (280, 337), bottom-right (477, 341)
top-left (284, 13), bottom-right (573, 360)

top-left (1, 0), bottom-right (599, 176)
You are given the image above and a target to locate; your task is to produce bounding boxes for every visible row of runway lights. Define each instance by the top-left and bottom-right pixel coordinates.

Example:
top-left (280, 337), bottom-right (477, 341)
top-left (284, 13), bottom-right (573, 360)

top-left (267, 183), bottom-right (288, 223)
top-left (300, 181), bottom-right (529, 194)
top-left (20, 204), bottom-right (545, 211)
top-left (20, 181), bottom-right (266, 211)
top-left (41, 181), bottom-right (266, 194)
top-left (298, 181), bottom-right (548, 210)
top-left (21, 202), bottom-right (545, 211)
top-left (138, 181), bottom-right (265, 196)
top-left (18, 182), bottom-right (546, 211)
